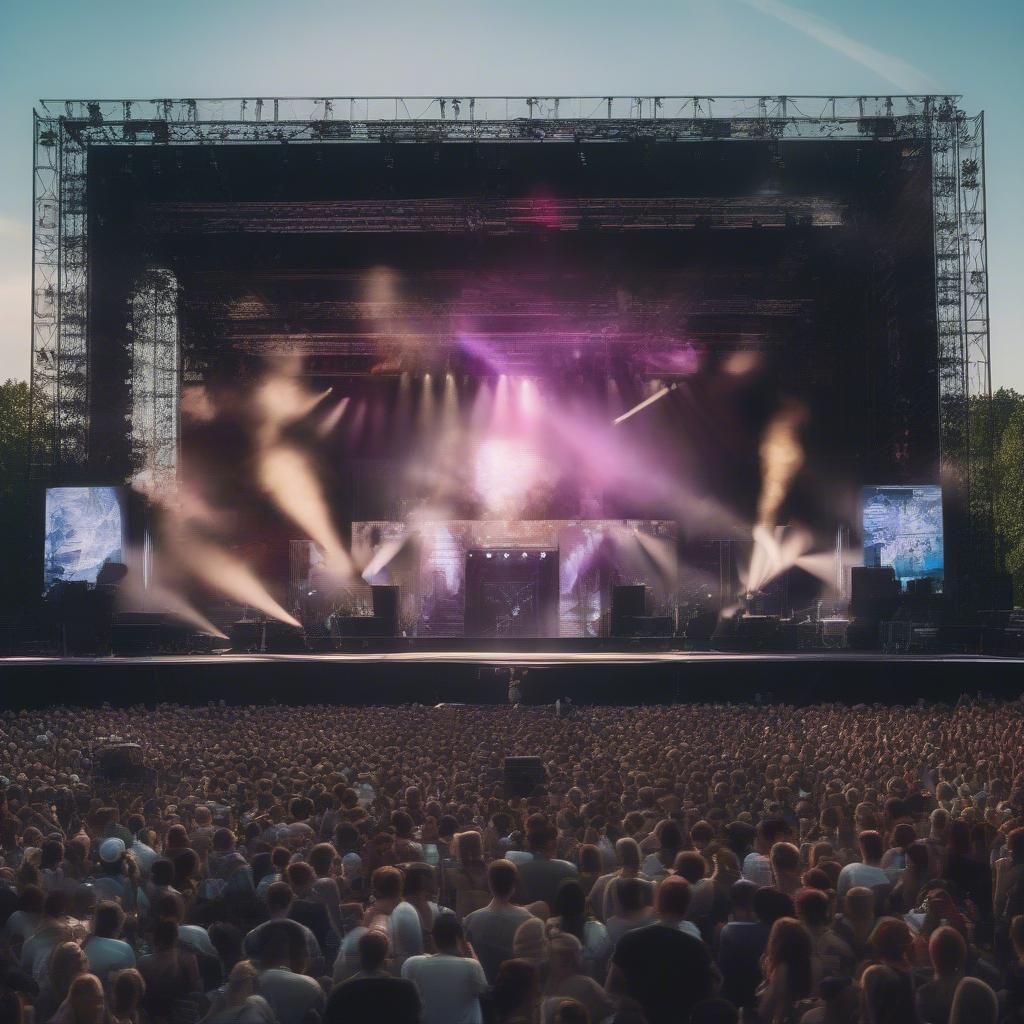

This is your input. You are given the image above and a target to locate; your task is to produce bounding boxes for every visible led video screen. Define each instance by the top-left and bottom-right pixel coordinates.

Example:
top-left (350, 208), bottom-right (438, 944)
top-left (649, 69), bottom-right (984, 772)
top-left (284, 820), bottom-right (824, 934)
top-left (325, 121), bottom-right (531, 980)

top-left (862, 485), bottom-right (944, 590)
top-left (43, 487), bottom-right (124, 592)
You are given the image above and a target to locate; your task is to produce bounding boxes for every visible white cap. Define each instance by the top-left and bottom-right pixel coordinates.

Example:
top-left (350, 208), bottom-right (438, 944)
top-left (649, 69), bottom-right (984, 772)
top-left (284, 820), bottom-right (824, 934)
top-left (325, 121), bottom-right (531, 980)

top-left (99, 837), bottom-right (126, 863)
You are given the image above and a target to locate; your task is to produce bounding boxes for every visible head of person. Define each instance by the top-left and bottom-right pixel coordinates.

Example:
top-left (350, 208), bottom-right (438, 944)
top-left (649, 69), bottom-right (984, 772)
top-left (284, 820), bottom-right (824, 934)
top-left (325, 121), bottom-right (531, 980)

top-left (673, 851), bottom-right (707, 885)
top-left (553, 999), bottom-right (590, 1024)
top-left (492, 959), bottom-right (540, 1021)
top-left (949, 977), bottom-right (998, 1024)
top-left (794, 887), bottom-right (831, 931)
top-left (223, 961), bottom-right (259, 1005)
top-left (869, 917), bottom-right (915, 968)
top-left (861, 964), bottom-right (916, 1024)
top-left (730, 879), bottom-right (758, 919)
top-left (308, 842), bottom-right (337, 878)
top-left (44, 890), bottom-right (70, 921)
top-left (265, 880), bottom-right (294, 917)
top-left (453, 830), bottom-right (484, 867)
top-left (756, 817), bottom-right (790, 853)
top-left (843, 886), bottom-right (875, 925)
top-left (929, 925), bottom-right (966, 980)
top-left (615, 836), bottom-right (641, 872)
top-left (512, 916), bottom-right (549, 965)
top-left (657, 875), bottom-right (692, 921)
top-left (358, 928), bottom-right (390, 973)
top-left (753, 886), bottom-right (795, 928)
top-left (858, 830), bottom-right (884, 864)
top-left (487, 858), bottom-right (518, 901)
top-left (770, 842), bottom-right (801, 880)
top-left (64, 974), bottom-right (105, 1024)
top-left (614, 877), bottom-right (646, 916)
top-left (370, 864), bottom-right (403, 903)
top-left (93, 900), bottom-right (125, 940)
top-left (110, 968), bottom-right (145, 1018)
top-left (579, 844), bottom-right (602, 876)
top-left (432, 912), bottom-right (464, 953)
top-left (48, 941), bottom-right (88, 998)
top-left (548, 932), bottom-right (584, 979)
top-left (553, 879), bottom-right (587, 934)
top-left (764, 918), bottom-right (813, 1002)
top-left (284, 861), bottom-right (315, 896)
top-left (149, 857), bottom-right (175, 888)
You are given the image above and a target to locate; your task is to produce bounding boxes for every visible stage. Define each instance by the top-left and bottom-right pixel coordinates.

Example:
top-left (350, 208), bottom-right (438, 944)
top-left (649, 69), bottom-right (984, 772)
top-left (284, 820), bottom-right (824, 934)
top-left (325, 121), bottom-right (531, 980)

top-left (2, 649), bottom-right (1022, 707)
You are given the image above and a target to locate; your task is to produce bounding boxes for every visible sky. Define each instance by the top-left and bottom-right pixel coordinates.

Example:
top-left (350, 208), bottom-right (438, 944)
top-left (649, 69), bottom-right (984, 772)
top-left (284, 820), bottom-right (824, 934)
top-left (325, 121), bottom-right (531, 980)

top-left (0, 0), bottom-right (1022, 389)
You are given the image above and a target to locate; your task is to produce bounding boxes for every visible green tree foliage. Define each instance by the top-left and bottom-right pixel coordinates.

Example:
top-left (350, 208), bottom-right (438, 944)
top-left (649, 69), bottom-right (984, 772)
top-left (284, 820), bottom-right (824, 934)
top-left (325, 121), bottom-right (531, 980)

top-left (0, 380), bottom-right (38, 615)
top-left (993, 397), bottom-right (1024, 600)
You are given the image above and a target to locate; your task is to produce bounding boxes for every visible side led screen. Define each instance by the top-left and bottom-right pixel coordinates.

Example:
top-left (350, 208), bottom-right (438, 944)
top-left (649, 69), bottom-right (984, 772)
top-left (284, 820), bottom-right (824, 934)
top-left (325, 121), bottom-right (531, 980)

top-left (43, 487), bottom-right (124, 592)
top-left (862, 485), bottom-right (943, 591)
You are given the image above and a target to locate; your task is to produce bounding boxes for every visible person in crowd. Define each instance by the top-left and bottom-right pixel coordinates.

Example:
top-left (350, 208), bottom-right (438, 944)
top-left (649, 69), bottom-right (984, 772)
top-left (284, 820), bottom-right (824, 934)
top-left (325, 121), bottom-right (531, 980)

top-left (81, 902), bottom-right (135, 985)
top-left (464, 859), bottom-right (534, 983)
top-left (324, 929), bottom-right (420, 1024)
top-left (109, 969), bottom-right (145, 1024)
top-left (49, 974), bottom-right (107, 1024)
top-left (541, 933), bottom-right (614, 1024)
top-left (757, 917), bottom-right (815, 1024)
top-left (136, 919), bottom-right (201, 1023)
top-left (491, 958), bottom-right (542, 1024)
top-left (252, 920), bottom-right (324, 1024)
top-left (401, 913), bottom-right (488, 1024)
top-left (948, 976), bottom-right (998, 1024)
top-left (5, 700), bottom-right (1024, 1022)
top-left (201, 961), bottom-right (276, 1024)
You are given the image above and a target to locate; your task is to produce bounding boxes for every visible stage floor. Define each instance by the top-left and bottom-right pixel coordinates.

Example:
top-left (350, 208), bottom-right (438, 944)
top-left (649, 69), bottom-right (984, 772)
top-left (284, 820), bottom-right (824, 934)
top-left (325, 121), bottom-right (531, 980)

top-left (1, 649), bottom-right (1021, 706)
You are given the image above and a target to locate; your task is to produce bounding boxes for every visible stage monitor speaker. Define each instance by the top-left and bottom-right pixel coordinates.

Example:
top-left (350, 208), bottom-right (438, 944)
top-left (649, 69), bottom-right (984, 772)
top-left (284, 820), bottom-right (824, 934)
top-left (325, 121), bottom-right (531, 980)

top-left (503, 756), bottom-right (546, 799)
top-left (372, 585), bottom-right (399, 636)
top-left (851, 567), bottom-right (900, 619)
top-left (611, 585), bottom-right (646, 636)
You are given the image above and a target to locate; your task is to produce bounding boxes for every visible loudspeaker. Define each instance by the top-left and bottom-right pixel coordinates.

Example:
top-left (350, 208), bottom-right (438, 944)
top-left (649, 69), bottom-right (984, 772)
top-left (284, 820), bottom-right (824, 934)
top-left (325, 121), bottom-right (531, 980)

top-left (611, 585), bottom-right (646, 636)
top-left (851, 567), bottom-right (900, 619)
top-left (98, 743), bottom-right (144, 781)
top-left (372, 585), bottom-right (399, 636)
top-left (503, 756), bottom-right (546, 799)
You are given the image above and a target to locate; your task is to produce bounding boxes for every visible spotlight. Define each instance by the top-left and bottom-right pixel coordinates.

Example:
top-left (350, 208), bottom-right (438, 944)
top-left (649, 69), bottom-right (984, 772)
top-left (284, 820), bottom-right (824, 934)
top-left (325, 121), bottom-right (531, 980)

top-left (485, 552), bottom-right (493, 559)
top-left (521, 552), bottom-right (528, 558)
top-left (612, 382), bottom-right (678, 426)
top-left (503, 552), bottom-right (510, 559)
top-left (540, 552), bottom-right (546, 559)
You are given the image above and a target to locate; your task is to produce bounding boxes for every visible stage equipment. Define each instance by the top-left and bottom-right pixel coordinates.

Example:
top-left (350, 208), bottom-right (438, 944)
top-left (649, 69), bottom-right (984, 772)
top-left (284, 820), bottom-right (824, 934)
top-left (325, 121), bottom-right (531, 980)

top-left (862, 485), bottom-right (944, 592)
top-left (851, 566), bottom-right (901, 619)
top-left (503, 756), bottom-right (546, 799)
top-left (612, 382), bottom-right (678, 425)
top-left (371, 585), bottom-right (400, 636)
top-left (610, 585), bottom-right (646, 637)
top-left (98, 743), bottom-right (145, 781)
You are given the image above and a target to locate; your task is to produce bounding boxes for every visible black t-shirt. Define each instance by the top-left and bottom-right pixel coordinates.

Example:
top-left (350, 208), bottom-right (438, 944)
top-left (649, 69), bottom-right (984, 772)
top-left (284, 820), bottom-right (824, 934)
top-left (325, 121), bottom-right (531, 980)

top-left (612, 923), bottom-right (715, 1024)
top-left (324, 975), bottom-right (421, 1024)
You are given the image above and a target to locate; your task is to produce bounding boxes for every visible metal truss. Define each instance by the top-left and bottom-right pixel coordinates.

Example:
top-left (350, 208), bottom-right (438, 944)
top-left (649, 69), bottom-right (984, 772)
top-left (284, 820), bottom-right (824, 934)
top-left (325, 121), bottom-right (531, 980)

top-left (30, 95), bottom-right (993, 575)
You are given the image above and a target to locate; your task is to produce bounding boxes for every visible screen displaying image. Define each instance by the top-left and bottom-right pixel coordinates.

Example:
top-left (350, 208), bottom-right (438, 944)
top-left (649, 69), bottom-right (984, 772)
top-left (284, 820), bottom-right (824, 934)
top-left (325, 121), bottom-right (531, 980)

top-left (43, 487), bottom-right (124, 592)
top-left (862, 485), bottom-right (943, 590)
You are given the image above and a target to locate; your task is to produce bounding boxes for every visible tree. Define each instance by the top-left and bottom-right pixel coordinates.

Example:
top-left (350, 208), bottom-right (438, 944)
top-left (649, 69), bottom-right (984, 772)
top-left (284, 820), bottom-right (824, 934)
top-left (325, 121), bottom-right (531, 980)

top-left (0, 380), bottom-right (37, 616)
top-left (994, 402), bottom-right (1024, 602)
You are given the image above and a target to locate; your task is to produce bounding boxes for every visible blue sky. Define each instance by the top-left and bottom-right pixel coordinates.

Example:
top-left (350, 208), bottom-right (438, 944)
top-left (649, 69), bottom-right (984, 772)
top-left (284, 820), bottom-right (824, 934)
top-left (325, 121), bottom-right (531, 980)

top-left (0, 0), bottom-right (1021, 387)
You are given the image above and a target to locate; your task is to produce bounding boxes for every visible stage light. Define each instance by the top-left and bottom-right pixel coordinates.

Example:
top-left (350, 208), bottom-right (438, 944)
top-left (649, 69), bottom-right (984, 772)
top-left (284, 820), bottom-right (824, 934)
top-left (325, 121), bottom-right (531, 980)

top-left (612, 382), bottom-right (678, 426)
top-left (540, 552), bottom-right (546, 559)
top-left (503, 552), bottom-right (510, 559)
top-left (522, 552), bottom-right (528, 558)
top-left (486, 552), bottom-right (493, 559)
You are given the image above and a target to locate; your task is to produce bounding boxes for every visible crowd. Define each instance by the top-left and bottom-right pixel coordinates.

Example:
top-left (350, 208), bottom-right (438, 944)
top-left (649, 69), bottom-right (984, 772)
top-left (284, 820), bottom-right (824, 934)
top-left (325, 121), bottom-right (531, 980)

top-left (0, 698), bottom-right (1023, 1023)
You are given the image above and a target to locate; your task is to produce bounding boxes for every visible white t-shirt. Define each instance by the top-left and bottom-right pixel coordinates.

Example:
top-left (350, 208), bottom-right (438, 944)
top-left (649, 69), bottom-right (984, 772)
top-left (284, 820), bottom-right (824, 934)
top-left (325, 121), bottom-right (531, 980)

top-left (82, 936), bottom-right (135, 981)
top-left (742, 852), bottom-right (773, 887)
top-left (257, 967), bottom-right (325, 1024)
top-left (837, 862), bottom-right (891, 898)
top-left (401, 953), bottom-right (488, 1024)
